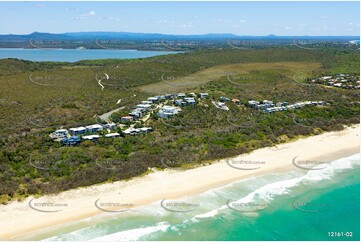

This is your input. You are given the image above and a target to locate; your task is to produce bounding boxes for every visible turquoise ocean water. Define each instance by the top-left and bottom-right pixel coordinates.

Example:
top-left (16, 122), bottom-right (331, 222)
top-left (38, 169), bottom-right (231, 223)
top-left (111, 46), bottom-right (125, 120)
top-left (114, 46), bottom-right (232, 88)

top-left (23, 154), bottom-right (360, 241)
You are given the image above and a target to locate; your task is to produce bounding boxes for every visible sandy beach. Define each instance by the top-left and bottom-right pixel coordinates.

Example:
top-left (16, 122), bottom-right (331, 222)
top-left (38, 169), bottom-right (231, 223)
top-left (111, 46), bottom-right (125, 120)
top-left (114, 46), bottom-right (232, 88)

top-left (1, 125), bottom-right (359, 240)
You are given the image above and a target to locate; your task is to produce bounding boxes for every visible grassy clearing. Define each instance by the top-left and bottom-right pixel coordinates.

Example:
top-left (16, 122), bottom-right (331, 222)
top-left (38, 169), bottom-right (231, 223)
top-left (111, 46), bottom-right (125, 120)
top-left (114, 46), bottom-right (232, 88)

top-left (138, 61), bottom-right (323, 94)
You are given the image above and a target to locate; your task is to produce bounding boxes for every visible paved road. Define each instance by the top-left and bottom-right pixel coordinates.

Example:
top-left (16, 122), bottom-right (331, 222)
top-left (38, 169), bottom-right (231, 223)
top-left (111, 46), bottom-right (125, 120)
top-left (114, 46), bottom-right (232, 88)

top-left (98, 106), bottom-right (125, 122)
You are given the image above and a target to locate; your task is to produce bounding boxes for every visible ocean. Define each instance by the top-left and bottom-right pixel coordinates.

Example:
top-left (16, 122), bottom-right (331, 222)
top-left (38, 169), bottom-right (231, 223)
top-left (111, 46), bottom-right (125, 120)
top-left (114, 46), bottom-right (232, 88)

top-left (0, 48), bottom-right (181, 62)
top-left (24, 153), bottom-right (360, 241)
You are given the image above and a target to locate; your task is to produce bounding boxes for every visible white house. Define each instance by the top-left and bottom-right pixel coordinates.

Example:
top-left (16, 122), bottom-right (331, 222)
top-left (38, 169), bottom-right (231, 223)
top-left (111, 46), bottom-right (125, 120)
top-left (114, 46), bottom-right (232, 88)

top-left (177, 93), bottom-right (186, 98)
top-left (139, 127), bottom-right (152, 133)
top-left (82, 135), bottom-right (100, 140)
top-left (199, 93), bottom-right (209, 99)
top-left (50, 129), bottom-right (68, 139)
top-left (129, 109), bottom-right (143, 119)
top-left (184, 97), bottom-right (196, 105)
top-left (123, 128), bottom-right (141, 135)
top-left (248, 100), bottom-right (260, 107)
top-left (103, 122), bottom-right (116, 130)
top-left (141, 100), bottom-right (153, 105)
top-left (212, 101), bottom-right (229, 111)
top-left (105, 133), bottom-right (120, 138)
top-left (136, 104), bottom-right (152, 110)
top-left (85, 124), bottom-right (104, 133)
top-left (158, 105), bottom-right (180, 118)
top-left (147, 97), bottom-right (159, 103)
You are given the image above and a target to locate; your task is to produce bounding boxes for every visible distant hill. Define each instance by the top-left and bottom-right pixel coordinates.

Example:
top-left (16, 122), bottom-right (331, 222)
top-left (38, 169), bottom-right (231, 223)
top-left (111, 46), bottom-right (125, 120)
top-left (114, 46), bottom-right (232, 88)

top-left (0, 31), bottom-right (358, 50)
top-left (0, 31), bottom-right (359, 41)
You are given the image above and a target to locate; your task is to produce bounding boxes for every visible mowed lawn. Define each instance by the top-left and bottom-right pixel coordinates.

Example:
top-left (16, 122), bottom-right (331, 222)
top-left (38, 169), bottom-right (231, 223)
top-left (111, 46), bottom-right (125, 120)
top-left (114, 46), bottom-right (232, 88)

top-left (138, 61), bottom-right (322, 94)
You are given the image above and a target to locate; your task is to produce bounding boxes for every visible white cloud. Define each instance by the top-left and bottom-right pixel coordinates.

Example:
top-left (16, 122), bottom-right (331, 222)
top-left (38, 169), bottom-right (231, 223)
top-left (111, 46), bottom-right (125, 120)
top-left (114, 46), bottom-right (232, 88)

top-left (71, 11), bottom-right (96, 20)
top-left (239, 20), bottom-right (246, 23)
top-left (81, 11), bottom-right (96, 17)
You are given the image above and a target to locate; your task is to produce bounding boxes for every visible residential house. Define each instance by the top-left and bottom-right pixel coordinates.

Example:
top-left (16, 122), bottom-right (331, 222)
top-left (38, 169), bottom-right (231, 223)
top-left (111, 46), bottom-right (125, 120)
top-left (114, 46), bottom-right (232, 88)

top-left (103, 122), bottom-right (116, 130)
top-left (165, 94), bottom-right (175, 100)
top-left (61, 136), bottom-right (81, 146)
top-left (69, 127), bottom-right (86, 136)
top-left (232, 99), bottom-right (240, 104)
top-left (212, 101), bottom-right (229, 111)
top-left (177, 93), bottom-right (186, 98)
top-left (262, 100), bottom-right (273, 105)
top-left (105, 133), bottom-right (121, 138)
top-left (139, 127), bottom-right (152, 133)
top-left (121, 116), bottom-right (134, 123)
top-left (82, 135), bottom-right (100, 141)
top-left (123, 128), bottom-right (141, 135)
top-left (129, 109), bottom-right (143, 119)
top-left (220, 96), bottom-right (231, 102)
top-left (141, 101), bottom-right (153, 105)
top-left (155, 95), bottom-right (166, 101)
top-left (276, 102), bottom-right (288, 107)
top-left (248, 100), bottom-right (260, 108)
top-left (158, 105), bottom-right (180, 118)
top-left (321, 76), bottom-right (332, 80)
top-left (199, 93), bottom-right (209, 99)
top-left (50, 129), bottom-right (68, 139)
top-left (174, 99), bottom-right (187, 106)
top-left (184, 97), bottom-right (196, 105)
top-left (136, 104), bottom-right (152, 111)
top-left (85, 124), bottom-right (103, 133)
top-left (147, 97), bottom-right (159, 103)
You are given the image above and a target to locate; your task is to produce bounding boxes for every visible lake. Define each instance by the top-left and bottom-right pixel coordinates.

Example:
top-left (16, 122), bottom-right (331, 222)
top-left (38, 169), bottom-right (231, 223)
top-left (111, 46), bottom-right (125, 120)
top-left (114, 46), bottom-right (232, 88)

top-left (0, 48), bottom-right (181, 62)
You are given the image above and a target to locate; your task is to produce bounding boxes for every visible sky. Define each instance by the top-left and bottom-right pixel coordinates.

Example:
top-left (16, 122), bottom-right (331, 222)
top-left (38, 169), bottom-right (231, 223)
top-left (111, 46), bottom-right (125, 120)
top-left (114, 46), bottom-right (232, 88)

top-left (0, 1), bottom-right (359, 36)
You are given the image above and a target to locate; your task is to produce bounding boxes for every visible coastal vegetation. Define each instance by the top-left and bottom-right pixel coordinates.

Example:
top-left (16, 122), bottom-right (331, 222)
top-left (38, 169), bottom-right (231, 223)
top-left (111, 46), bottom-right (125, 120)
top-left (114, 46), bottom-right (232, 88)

top-left (0, 47), bottom-right (359, 203)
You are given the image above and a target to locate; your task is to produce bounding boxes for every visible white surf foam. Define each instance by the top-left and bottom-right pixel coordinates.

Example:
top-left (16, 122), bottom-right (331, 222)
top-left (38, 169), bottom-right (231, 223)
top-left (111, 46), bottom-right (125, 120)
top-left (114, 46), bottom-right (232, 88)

top-left (190, 154), bottom-right (360, 221)
top-left (90, 222), bottom-right (169, 241)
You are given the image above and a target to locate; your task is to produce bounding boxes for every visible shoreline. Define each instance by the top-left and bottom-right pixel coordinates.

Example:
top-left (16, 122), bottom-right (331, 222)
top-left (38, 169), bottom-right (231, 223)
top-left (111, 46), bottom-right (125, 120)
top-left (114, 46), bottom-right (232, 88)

top-left (1, 125), bottom-right (359, 240)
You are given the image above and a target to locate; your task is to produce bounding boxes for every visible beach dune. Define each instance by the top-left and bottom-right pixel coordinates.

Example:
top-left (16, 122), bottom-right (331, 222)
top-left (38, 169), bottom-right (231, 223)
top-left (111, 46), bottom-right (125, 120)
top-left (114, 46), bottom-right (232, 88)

top-left (0, 125), bottom-right (359, 240)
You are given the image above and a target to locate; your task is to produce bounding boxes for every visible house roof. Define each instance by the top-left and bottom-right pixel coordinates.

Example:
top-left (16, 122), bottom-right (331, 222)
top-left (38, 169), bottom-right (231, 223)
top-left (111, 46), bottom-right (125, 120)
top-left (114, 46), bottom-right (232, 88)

top-left (86, 124), bottom-right (103, 129)
top-left (69, 127), bottom-right (86, 131)
top-left (105, 133), bottom-right (120, 137)
top-left (136, 104), bottom-right (151, 108)
top-left (82, 135), bottom-right (100, 140)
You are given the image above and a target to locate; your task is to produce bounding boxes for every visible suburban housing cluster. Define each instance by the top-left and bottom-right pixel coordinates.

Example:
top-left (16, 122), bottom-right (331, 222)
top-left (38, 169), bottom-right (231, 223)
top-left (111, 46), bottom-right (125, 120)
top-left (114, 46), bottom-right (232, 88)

top-left (247, 100), bottom-right (325, 113)
top-left (52, 92), bottom-right (210, 146)
top-left (310, 74), bottom-right (360, 89)
top-left (50, 123), bottom-right (122, 145)
top-left (209, 95), bottom-right (326, 114)
top-left (49, 90), bottom-right (328, 146)
top-left (51, 122), bottom-right (154, 146)
top-left (121, 92), bottom-right (209, 121)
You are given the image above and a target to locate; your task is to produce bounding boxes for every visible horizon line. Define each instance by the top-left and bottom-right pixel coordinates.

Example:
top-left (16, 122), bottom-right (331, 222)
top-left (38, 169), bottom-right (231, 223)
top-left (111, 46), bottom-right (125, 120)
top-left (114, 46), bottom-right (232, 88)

top-left (1, 31), bottom-right (360, 37)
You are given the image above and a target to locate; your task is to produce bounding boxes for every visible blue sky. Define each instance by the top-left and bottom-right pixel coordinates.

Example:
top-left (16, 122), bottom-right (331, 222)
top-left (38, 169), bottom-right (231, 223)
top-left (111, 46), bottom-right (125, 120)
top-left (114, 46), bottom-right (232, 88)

top-left (0, 1), bottom-right (359, 36)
